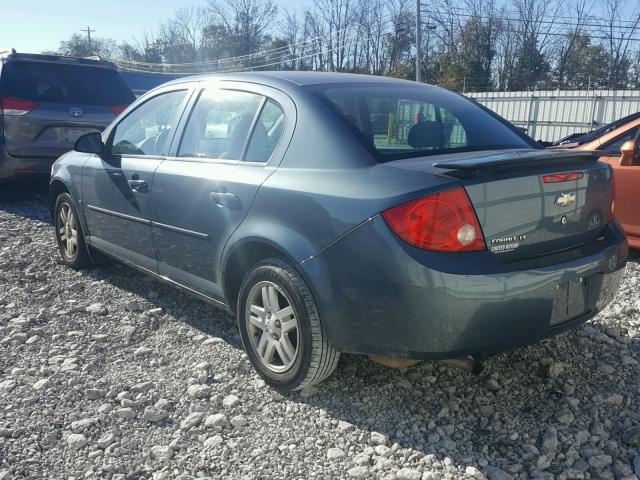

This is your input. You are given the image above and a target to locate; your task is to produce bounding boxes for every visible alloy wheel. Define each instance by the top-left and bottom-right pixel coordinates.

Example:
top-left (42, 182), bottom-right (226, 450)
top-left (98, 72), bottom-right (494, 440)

top-left (245, 281), bottom-right (300, 373)
top-left (58, 202), bottom-right (78, 260)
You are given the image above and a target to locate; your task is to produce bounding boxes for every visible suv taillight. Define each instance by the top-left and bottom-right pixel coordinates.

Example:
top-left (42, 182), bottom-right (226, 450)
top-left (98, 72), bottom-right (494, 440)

top-left (382, 187), bottom-right (486, 252)
top-left (109, 104), bottom-right (129, 115)
top-left (1, 96), bottom-right (39, 115)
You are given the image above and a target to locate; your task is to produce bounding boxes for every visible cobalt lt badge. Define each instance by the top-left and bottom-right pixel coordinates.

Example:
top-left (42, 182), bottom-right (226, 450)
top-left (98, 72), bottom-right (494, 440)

top-left (69, 107), bottom-right (84, 118)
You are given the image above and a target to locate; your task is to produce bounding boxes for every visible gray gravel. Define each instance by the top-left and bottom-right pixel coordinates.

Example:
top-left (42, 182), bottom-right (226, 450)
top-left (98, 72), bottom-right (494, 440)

top-left (1, 184), bottom-right (639, 480)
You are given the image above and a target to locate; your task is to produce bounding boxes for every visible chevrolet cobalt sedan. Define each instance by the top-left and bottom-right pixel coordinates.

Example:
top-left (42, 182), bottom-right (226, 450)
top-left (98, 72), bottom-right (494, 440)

top-left (50, 72), bottom-right (628, 390)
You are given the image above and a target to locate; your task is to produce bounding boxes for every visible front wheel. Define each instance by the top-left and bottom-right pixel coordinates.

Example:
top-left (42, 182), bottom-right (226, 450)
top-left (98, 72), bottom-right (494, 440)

top-left (54, 193), bottom-right (92, 269)
top-left (237, 259), bottom-right (339, 391)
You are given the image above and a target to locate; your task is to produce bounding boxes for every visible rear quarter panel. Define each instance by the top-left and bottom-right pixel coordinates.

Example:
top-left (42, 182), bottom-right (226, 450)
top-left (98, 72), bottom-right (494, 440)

top-left (223, 90), bottom-right (457, 267)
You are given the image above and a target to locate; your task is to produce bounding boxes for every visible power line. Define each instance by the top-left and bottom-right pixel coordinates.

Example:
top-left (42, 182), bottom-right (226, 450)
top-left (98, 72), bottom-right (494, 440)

top-left (116, 25), bottom-right (398, 75)
top-left (422, 4), bottom-right (640, 27)
top-left (114, 11), bottom-right (401, 69)
top-left (426, 9), bottom-right (640, 42)
top-left (113, 18), bottom-right (404, 74)
top-left (109, 4), bottom-right (640, 76)
top-left (427, 10), bottom-right (640, 33)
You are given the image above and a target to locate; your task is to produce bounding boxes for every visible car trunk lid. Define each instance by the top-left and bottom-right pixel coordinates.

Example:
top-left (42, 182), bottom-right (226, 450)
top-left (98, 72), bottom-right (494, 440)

top-left (390, 149), bottom-right (613, 260)
top-left (2, 102), bottom-right (113, 158)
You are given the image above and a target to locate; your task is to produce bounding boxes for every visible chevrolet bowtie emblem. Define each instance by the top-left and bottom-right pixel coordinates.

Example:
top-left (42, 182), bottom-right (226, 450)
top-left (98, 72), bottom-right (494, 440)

top-left (555, 192), bottom-right (576, 207)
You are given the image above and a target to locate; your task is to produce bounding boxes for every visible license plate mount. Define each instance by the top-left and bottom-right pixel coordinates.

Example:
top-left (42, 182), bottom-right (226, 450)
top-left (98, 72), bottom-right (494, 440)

top-left (550, 276), bottom-right (590, 326)
top-left (62, 128), bottom-right (89, 143)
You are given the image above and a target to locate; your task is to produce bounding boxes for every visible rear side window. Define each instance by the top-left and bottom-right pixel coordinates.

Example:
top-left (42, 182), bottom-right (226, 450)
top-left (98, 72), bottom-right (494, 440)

top-left (111, 90), bottom-right (188, 156)
top-left (244, 99), bottom-right (285, 162)
top-left (0, 61), bottom-right (134, 106)
top-left (178, 89), bottom-right (264, 160)
top-left (315, 85), bottom-right (533, 161)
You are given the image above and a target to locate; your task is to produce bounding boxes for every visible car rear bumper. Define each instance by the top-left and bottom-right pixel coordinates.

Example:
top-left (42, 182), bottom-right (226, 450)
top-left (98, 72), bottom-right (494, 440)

top-left (0, 145), bottom-right (56, 181)
top-left (300, 216), bottom-right (628, 359)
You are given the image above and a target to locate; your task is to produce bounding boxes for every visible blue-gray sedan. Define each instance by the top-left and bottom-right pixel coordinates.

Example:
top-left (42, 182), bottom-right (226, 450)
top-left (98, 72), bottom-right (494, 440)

top-left (50, 72), bottom-right (628, 390)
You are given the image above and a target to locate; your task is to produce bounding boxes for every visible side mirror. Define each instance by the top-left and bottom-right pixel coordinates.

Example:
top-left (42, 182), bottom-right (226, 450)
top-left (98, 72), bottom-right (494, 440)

top-left (619, 139), bottom-right (639, 166)
top-left (75, 132), bottom-right (103, 155)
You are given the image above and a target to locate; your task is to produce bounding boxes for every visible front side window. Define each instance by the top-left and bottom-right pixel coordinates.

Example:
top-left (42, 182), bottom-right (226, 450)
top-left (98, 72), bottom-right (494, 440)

top-left (599, 126), bottom-right (640, 155)
top-left (111, 90), bottom-right (188, 156)
top-left (178, 89), bottom-right (264, 160)
top-left (315, 85), bottom-right (534, 161)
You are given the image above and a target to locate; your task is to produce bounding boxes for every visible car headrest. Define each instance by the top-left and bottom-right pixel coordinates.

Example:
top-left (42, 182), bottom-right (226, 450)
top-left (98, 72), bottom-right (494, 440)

top-left (407, 121), bottom-right (444, 149)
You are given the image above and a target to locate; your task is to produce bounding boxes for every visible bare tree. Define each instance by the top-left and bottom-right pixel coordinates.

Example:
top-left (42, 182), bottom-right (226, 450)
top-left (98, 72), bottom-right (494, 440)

top-left (52, 0), bottom-right (640, 91)
top-left (208, 0), bottom-right (278, 59)
top-left (601, 0), bottom-right (640, 88)
top-left (554, 0), bottom-right (593, 88)
top-left (313, 0), bottom-right (358, 71)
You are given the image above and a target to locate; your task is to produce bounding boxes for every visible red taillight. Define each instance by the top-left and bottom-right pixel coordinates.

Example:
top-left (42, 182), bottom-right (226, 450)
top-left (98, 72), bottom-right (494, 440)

top-left (541, 172), bottom-right (584, 183)
top-left (109, 104), bottom-right (129, 115)
top-left (1, 96), bottom-right (39, 115)
top-left (382, 187), bottom-right (486, 252)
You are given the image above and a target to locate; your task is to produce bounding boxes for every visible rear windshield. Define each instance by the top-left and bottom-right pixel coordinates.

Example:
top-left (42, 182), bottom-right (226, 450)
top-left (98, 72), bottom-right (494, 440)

top-left (314, 84), bottom-right (535, 161)
top-left (0, 61), bottom-right (134, 105)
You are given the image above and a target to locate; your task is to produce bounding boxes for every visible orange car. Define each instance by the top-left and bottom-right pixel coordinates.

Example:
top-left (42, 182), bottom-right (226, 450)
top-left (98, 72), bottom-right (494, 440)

top-left (550, 113), bottom-right (640, 249)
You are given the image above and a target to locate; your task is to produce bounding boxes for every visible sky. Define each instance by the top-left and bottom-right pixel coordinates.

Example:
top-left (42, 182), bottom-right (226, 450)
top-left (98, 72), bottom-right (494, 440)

top-left (1, 0), bottom-right (308, 54)
top-left (2, 0), bottom-right (638, 55)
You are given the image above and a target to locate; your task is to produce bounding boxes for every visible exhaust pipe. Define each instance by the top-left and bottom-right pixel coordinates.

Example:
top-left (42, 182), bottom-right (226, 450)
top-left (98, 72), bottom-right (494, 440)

top-left (443, 356), bottom-right (483, 375)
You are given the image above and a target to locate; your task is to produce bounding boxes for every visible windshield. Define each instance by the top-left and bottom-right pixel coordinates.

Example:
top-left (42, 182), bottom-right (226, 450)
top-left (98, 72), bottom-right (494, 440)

top-left (568, 111), bottom-right (640, 145)
top-left (1, 61), bottom-right (134, 105)
top-left (314, 84), bottom-right (535, 161)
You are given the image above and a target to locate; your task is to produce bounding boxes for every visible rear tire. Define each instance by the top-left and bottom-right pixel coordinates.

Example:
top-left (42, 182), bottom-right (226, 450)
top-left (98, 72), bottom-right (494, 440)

top-left (237, 258), bottom-right (339, 391)
top-left (54, 193), bottom-right (92, 269)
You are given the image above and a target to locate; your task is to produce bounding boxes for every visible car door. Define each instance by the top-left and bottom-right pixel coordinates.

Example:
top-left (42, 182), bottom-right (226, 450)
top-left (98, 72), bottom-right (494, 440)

top-left (82, 87), bottom-right (191, 271)
top-left (151, 83), bottom-right (292, 300)
top-left (597, 124), bottom-right (640, 241)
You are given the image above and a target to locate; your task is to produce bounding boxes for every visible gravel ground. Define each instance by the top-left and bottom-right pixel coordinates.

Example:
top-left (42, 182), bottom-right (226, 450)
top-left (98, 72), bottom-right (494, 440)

top-left (1, 183), bottom-right (640, 480)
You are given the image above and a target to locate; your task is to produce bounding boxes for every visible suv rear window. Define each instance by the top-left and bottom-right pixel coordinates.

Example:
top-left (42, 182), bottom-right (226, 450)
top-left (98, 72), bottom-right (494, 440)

top-left (1, 61), bottom-right (134, 106)
top-left (314, 85), bottom-right (534, 161)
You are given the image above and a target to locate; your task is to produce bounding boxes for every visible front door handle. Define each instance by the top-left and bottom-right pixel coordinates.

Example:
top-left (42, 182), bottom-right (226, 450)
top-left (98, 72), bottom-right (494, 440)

top-left (209, 191), bottom-right (239, 208)
top-left (128, 177), bottom-right (149, 193)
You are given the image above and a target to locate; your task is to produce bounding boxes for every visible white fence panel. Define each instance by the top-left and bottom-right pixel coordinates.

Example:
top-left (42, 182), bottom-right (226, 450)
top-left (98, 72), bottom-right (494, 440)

top-left (466, 90), bottom-right (640, 142)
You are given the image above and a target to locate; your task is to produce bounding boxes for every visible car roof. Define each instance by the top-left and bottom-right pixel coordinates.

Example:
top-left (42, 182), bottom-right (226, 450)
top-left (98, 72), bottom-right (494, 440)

top-left (1, 52), bottom-right (118, 70)
top-left (161, 71), bottom-right (424, 90)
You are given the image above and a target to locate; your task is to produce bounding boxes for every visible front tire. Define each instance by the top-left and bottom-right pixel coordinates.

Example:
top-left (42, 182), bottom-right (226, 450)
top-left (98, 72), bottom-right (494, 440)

top-left (237, 259), bottom-right (339, 391)
top-left (54, 193), bottom-right (92, 269)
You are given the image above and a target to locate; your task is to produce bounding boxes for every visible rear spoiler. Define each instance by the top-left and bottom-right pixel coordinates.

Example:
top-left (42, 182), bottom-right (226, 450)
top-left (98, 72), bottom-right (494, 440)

top-left (432, 150), bottom-right (600, 171)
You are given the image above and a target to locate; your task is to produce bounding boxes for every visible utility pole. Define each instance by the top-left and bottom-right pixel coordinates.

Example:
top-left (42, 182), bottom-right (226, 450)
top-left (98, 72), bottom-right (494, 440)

top-left (81, 26), bottom-right (95, 55)
top-left (423, 23), bottom-right (436, 84)
top-left (416, 0), bottom-right (422, 82)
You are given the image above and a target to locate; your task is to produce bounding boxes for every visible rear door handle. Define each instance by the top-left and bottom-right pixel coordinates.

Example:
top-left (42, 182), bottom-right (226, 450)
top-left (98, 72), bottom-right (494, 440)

top-left (209, 191), bottom-right (239, 208)
top-left (128, 178), bottom-right (149, 193)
